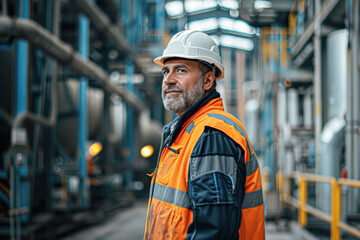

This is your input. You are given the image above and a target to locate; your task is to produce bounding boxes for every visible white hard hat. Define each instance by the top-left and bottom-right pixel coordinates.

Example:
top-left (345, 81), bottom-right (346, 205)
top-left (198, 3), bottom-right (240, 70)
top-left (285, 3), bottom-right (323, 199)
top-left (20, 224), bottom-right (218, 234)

top-left (154, 30), bottom-right (224, 80)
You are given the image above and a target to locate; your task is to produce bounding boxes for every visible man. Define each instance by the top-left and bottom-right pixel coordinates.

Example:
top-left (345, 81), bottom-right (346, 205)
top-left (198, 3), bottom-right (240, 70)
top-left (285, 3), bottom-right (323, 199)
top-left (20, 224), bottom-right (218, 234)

top-left (144, 30), bottom-right (265, 240)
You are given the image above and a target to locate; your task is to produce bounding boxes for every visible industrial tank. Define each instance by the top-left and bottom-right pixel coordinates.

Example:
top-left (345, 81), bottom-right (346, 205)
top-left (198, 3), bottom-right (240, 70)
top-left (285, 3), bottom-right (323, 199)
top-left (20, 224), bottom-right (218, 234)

top-left (56, 79), bottom-right (104, 156)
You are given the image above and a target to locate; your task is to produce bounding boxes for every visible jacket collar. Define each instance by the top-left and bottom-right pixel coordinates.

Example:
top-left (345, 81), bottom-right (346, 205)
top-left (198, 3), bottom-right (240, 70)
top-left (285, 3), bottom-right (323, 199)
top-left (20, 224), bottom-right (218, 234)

top-left (163, 89), bottom-right (221, 146)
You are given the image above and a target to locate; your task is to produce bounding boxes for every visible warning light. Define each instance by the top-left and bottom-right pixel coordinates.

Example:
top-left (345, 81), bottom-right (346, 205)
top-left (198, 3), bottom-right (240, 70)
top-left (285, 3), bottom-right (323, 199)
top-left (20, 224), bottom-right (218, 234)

top-left (89, 142), bottom-right (103, 156)
top-left (141, 145), bottom-right (154, 158)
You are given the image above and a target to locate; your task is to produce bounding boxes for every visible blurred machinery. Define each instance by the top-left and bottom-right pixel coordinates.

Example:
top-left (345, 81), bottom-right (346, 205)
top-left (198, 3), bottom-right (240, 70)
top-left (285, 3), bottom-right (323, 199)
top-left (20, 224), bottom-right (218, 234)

top-left (239, 0), bottom-right (360, 239)
top-left (0, 0), bottom-right (164, 239)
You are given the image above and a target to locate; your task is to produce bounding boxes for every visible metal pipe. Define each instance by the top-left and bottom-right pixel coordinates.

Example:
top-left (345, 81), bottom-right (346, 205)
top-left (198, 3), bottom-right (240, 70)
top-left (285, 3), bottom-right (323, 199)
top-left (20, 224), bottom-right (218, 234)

top-left (72, 0), bottom-right (148, 77)
top-left (78, 7), bottom-right (90, 209)
top-left (319, 117), bottom-right (346, 213)
top-left (314, 0), bottom-right (322, 175)
top-left (350, 0), bottom-right (360, 211)
top-left (0, 16), bottom-right (143, 116)
top-left (125, 57), bottom-right (134, 186)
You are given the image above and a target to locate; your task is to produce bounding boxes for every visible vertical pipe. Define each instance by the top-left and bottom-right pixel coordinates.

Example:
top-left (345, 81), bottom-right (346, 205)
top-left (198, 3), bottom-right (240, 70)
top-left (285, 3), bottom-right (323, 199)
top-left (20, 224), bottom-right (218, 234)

top-left (137, 0), bottom-right (143, 45)
top-left (350, 0), bottom-right (360, 211)
top-left (304, 89), bottom-right (313, 128)
top-left (125, 57), bottom-right (134, 187)
top-left (314, 0), bottom-right (322, 174)
top-left (49, 0), bottom-right (61, 211)
top-left (15, 0), bottom-right (29, 116)
top-left (345, 0), bottom-right (353, 214)
top-left (314, 0), bottom-right (323, 210)
top-left (272, 28), bottom-right (281, 191)
top-left (14, 1), bottom-right (29, 238)
top-left (121, 0), bottom-right (129, 36)
top-left (78, 2), bottom-right (91, 209)
top-left (122, 0), bottom-right (134, 188)
top-left (155, 0), bottom-right (165, 44)
top-left (269, 85), bottom-right (274, 190)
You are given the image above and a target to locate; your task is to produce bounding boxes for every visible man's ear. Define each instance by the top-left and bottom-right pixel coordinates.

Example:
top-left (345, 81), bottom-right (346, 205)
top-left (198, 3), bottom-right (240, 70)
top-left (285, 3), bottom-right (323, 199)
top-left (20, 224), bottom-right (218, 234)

top-left (203, 71), bottom-right (215, 91)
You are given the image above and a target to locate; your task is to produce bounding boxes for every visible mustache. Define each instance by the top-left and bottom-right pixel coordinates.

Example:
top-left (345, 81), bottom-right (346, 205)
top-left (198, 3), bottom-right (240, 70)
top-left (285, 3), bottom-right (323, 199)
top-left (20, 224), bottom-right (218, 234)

top-left (162, 86), bottom-right (183, 95)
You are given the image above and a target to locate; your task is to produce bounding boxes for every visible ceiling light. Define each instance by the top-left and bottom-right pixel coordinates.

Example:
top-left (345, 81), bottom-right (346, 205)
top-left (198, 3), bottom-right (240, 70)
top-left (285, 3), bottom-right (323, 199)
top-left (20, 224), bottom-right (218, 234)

top-left (187, 18), bottom-right (218, 31)
top-left (184, 0), bottom-right (217, 13)
top-left (219, 17), bottom-right (256, 35)
top-left (165, 1), bottom-right (184, 17)
top-left (219, 0), bottom-right (239, 10)
top-left (220, 35), bottom-right (254, 51)
top-left (254, 0), bottom-right (273, 10)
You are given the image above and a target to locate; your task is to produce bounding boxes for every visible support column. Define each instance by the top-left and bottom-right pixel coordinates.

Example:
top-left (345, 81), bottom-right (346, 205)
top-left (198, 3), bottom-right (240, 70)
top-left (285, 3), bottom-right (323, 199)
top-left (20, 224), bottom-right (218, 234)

top-left (14, 0), bottom-right (30, 224)
top-left (313, 0), bottom-right (322, 175)
top-left (347, 0), bottom-right (360, 211)
top-left (125, 57), bottom-right (134, 187)
top-left (77, 3), bottom-right (91, 209)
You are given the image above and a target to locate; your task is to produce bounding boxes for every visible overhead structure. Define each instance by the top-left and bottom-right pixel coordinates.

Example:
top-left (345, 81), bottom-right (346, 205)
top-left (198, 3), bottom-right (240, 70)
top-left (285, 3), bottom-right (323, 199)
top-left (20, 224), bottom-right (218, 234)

top-left (0, 16), bottom-right (143, 112)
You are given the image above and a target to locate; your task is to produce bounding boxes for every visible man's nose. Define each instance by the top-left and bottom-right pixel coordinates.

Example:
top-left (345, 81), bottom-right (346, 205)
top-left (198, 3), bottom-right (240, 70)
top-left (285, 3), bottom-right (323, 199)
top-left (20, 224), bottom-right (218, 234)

top-left (163, 72), bottom-right (177, 86)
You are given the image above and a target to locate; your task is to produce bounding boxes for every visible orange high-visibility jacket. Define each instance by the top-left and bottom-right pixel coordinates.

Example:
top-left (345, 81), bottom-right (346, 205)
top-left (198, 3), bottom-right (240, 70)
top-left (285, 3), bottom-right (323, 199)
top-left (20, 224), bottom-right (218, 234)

top-left (144, 91), bottom-right (265, 240)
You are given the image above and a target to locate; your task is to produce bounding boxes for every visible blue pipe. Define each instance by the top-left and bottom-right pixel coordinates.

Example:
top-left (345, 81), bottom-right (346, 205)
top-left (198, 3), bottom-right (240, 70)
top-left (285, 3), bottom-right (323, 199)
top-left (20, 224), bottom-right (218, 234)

top-left (78, 5), bottom-right (91, 209)
top-left (155, 0), bottom-right (165, 42)
top-left (122, 1), bottom-right (136, 188)
top-left (15, 0), bottom-right (29, 115)
top-left (125, 58), bottom-right (134, 187)
top-left (15, 0), bottom-right (30, 224)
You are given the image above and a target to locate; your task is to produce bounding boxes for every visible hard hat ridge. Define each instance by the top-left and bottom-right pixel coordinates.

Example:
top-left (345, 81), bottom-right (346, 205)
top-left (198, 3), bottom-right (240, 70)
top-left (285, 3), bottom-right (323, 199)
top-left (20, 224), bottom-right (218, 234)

top-left (154, 30), bottom-right (224, 80)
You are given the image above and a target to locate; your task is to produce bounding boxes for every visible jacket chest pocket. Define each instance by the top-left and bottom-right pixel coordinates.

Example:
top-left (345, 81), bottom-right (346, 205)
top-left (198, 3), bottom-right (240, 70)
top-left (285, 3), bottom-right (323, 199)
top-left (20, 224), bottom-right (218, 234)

top-left (157, 145), bottom-right (182, 185)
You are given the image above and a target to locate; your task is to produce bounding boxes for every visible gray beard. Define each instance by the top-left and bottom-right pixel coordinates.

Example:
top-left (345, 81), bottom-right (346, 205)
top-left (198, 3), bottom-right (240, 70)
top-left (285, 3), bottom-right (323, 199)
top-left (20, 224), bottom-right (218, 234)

top-left (162, 80), bottom-right (204, 114)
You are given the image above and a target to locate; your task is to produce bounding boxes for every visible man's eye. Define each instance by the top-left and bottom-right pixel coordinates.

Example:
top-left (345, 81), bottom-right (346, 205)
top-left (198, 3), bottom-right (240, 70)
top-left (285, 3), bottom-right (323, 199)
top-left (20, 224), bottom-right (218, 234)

top-left (178, 69), bottom-right (186, 73)
top-left (162, 70), bottom-right (169, 75)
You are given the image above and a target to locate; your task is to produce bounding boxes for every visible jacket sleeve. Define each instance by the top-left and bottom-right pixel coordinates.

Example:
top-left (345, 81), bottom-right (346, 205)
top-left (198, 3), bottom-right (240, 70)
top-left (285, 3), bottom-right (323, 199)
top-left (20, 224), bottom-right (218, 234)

top-left (186, 127), bottom-right (246, 240)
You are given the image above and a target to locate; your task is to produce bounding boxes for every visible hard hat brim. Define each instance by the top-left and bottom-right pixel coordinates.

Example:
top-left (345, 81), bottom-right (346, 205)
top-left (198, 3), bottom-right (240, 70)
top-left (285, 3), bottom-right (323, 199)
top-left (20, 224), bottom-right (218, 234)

top-left (154, 55), bottom-right (224, 81)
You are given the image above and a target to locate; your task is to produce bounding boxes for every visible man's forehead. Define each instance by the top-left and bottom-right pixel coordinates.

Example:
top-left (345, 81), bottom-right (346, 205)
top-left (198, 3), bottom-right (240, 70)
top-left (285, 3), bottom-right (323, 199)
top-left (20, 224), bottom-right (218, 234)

top-left (163, 59), bottom-right (199, 68)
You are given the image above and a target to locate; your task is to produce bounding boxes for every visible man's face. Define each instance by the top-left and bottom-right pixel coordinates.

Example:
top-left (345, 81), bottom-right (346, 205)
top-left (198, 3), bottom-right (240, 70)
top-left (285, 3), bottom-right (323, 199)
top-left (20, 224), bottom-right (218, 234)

top-left (161, 59), bottom-right (205, 117)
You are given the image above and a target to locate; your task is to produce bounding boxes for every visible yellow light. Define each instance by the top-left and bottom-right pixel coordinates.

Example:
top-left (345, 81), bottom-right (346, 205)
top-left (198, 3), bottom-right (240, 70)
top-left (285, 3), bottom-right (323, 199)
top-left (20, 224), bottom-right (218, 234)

top-left (141, 145), bottom-right (154, 158)
top-left (89, 142), bottom-right (103, 156)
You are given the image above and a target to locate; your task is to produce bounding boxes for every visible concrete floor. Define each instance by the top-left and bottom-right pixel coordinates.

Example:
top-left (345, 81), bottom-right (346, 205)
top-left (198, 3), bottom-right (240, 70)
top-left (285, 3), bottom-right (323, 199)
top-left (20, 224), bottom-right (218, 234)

top-left (61, 201), bottom-right (147, 240)
top-left (61, 200), bottom-right (295, 240)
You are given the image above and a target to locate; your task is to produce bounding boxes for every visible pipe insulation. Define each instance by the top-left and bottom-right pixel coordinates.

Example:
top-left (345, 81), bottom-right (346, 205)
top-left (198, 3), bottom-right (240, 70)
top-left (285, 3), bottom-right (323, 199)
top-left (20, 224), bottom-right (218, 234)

top-left (73, 0), bottom-right (148, 76)
top-left (319, 116), bottom-right (345, 213)
top-left (0, 16), bottom-right (143, 120)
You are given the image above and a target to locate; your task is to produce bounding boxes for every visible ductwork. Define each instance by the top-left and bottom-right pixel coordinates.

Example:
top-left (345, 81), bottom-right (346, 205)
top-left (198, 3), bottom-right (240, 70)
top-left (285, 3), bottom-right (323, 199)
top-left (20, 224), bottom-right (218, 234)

top-left (0, 16), bottom-right (143, 114)
top-left (318, 117), bottom-right (345, 213)
top-left (317, 29), bottom-right (349, 213)
top-left (73, 0), bottom-right (148, 76)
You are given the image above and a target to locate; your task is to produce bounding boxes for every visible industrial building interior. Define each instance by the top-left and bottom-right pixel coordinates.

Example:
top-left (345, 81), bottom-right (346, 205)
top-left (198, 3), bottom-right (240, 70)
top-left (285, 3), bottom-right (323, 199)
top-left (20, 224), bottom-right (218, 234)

top-left (0, 0), bottom-right (359, 239)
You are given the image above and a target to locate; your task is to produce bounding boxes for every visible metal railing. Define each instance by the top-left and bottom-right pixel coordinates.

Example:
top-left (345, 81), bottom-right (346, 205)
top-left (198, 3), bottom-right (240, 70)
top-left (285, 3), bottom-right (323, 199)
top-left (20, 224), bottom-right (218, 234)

top-left (277, 171), bottom-right (360, 240)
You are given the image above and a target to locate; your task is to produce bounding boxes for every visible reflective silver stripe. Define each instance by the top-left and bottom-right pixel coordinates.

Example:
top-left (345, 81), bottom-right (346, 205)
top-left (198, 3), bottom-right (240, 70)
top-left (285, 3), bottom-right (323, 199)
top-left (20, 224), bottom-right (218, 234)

top-left (186, 121), bottom-right (195, 134)
top-left (190, 155), bottom-right (237, 182)
top-left (152, 183), bottom-right (191, 209)
top-left (246, 153), bottom-right (259, 176)
top-left (242, 189), bottom-right (263, 209)
top-left (207, 113), bottom-right (259, 176)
